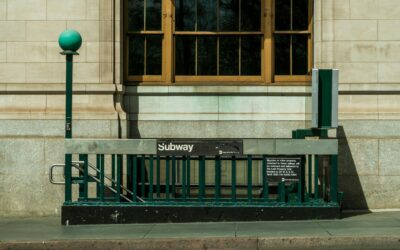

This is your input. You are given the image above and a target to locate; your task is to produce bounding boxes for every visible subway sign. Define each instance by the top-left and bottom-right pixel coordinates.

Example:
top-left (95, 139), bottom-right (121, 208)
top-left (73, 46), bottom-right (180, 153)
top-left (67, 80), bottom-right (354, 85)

top-left (157, 140), bottom-right (243, 156)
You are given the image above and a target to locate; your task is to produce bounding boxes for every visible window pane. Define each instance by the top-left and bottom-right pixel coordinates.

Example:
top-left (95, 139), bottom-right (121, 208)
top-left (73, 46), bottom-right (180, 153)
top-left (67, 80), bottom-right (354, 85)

top-left (292, 0), bottom-right (308, 30)
top-left (241, 0), bottom-right (261, 31)
top-left (219, 0), bottom-right (239, 31)
top-left (175, 36), bottom-right (196, 75)
top-left (241, 36), bottom-right (261, 75)
top-left (275, 0), bottom-right (290, 31)
top-left (128, 36), bottom-right (145, 75)
top-left (146, 35), bottom-right (163, 75)
top-left (198, 36), bottom-right (217, 75)
top-left (146, 0), bottom-right (162, 31)
top-left (220, 36), bottom-right (239, 75)
top-left (274, 35), bottom-right (290, 75)
top-left (175, 0), bottom-right (196, 31)
top-left (128, 0), bottom-right (144, 31)
top-left (292, 35), bottom-right (308, 75)
top-left (198, 0), bottom-right (217, 31)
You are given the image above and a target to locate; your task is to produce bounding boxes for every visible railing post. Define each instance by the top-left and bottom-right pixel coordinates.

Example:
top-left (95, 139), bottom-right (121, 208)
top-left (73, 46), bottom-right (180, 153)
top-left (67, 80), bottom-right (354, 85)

top-left (330, 155), bottom-right (338, 203)
top-left (58, 30), bottom-right (82, 203)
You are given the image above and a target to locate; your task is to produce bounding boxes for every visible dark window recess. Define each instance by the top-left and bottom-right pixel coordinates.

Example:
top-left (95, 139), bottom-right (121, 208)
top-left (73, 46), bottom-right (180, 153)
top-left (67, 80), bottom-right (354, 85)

top-left (146, 35), bottom-right (163, 75)
top-left (241, 0), bottom-right (261, 31)
top-left (292, 0), bottom-right (309, 31)
top-left (128, 36), bottom-right (145, 75)
top-left (128, 0), bottom-right (144, 31)
top-left (128, 35), bottom-right (162, 75)
top-left (241, 36), bottom-right (262, 75)
top-left (274, 35), bottom-right (290, 75)
top-left (175, 0), bottom-right (196, 31)
top-left (275, 0), bottom-right (290, 31)
top-left (175, 36), bottom-right (196, 75)
top-left (292, 35), bottom-right (308, 75)
top-left (198, 0), bottom-right (217, 31)
top-left (146, 0), bottom-right (162, 31)
top-left (219, 0), bottom-right (239, 31)
top-left (219, 36), bottom-right (239, 75)
top-left (197, 36), bottom-right (218, 75)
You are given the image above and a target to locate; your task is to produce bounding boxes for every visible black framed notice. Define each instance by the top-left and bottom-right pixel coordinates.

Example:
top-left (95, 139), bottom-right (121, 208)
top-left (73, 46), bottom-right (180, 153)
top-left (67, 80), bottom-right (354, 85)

top-left (266, 156), bottom-right (303, 182)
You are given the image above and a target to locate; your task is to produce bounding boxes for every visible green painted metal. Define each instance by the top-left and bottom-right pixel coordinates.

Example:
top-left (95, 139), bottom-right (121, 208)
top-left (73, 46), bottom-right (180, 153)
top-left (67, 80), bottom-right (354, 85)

top-left (63, 152), bottom-right (340, 208)
top-left (231, 156), bottom-right (236, 202)
top-left (117, 155), bottom-right (122, 202)
top-left (262, 156), bottom-right (268, 201)
top-left (186, 156), bottom-right (191, 198)
top-left (140, 156), bottom-right (145, 197)
top-left (156, 156), bottom-right (160, 198)
top-left (172, 156), bottom-right (176, 197)
top-left (166, 157), bottom-right (170, 200)
top-left (132, 155), bottom-right (137, 202)
top-left (247, 156), bottom-right (252, 202)
top-left (330, 155), bottom-right (338, 202)
top-left (58, 30), bottom-right (82, 52)
top-left (215, 156), bottom-right (221, 201)
top-left (149, 156), bottom-right (154, 200)
top-left (278, 181), bottom-right (285, 202)
top-left (182, 157), bottom-right (187, 199)
top-left (318, 69), bottom-right (333, 128)
top-left (99, 154), bottom-right (105, 201)
top-left (111, 155), bottom-right (116, 190)
top-left (314, 155), bottom-right (319, 200)
top-left (199, 156), bottom-right (206, 201)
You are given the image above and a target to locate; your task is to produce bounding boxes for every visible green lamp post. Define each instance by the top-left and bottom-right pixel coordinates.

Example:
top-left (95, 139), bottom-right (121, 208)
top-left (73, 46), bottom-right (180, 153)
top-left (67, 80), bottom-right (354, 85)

top-left (59, 29), bottom-right (82, 202)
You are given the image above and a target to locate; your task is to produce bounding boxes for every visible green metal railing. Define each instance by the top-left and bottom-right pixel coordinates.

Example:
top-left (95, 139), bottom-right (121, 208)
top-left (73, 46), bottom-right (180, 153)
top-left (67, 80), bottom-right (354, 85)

top-left (59, 151), bottom-right (339, 207)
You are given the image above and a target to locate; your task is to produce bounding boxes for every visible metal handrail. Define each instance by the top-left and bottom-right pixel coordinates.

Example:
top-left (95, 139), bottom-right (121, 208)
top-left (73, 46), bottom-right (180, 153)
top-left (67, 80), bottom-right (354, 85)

top-left (49, 161), bottom-right (145, 203)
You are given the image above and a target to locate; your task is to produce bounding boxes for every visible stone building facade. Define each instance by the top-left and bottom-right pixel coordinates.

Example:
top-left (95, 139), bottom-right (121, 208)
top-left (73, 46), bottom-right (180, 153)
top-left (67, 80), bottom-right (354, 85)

top-left (0, 0), bottom-right (399, 217)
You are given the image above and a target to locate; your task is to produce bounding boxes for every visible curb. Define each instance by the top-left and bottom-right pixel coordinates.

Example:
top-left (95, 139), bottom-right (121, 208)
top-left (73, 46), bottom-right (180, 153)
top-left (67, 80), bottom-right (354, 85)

top-left (1, 236), bottom-right (399, 250)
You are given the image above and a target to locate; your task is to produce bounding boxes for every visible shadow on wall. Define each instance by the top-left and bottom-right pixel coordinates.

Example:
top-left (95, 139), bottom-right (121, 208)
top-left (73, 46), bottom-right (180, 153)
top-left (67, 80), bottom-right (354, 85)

top-left (337, 126), bottom-right (368, 210)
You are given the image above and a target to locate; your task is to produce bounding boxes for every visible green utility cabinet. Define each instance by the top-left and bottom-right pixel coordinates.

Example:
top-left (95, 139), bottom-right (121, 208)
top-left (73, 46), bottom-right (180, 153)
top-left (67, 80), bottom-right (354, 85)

top-left (312, 69), bottom-right (339, 129)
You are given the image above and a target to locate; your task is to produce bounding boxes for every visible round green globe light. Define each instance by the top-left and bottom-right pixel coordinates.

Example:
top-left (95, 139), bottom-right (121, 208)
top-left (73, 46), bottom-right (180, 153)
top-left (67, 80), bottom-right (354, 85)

top-left (58, 30), bottom-right (82, 52)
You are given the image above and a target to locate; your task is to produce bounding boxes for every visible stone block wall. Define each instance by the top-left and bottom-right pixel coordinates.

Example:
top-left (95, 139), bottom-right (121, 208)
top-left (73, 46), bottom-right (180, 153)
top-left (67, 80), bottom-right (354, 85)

top-left (314, 0), bottom-right (400, 209)
top-left (0, 0), bottom-right (124, 217)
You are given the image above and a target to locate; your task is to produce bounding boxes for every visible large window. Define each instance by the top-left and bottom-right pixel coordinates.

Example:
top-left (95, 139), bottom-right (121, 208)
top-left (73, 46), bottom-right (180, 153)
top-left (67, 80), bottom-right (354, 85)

top-left (124, 0), bottom-right (312, 84)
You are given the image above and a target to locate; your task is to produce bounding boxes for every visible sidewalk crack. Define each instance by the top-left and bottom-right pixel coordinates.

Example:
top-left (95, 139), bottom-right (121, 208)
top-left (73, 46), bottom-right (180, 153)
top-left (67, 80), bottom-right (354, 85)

top-left (142, 224), bottom-right (156, 239)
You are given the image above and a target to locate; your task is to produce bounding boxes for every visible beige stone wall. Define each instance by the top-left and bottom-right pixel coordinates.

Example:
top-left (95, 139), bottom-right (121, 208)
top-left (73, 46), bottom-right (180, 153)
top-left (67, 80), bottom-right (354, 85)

top-left (0, 0), bottom-right (124, 217)
top-left (314, 0), bottom-right (400, 209)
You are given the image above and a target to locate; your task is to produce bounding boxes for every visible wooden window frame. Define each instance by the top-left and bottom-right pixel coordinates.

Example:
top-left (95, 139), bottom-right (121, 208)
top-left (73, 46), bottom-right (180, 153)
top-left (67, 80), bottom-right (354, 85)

top-left (123, 0), bottom-right (312, 85)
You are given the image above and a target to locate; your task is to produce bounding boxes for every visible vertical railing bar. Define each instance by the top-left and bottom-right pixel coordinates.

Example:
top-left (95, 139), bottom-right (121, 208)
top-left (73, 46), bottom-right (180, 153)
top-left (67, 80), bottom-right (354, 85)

top-left (99, 154), bottom-right (105, 202)
top-left (247, 155), bottom-right (252, 202)
top-left (112, 154), bottom-right (116, 190)
top-left (262, 155), bottom-right (268, 201)
top-left (182, 156), bottom-right (187, 199)
top-left (308, 155), bottom-right (312, 199)
top-left (215, 156), bottom-right (221, 201)
top-left (199, 156), bottom-right (205, 201)
top-left (156, 156), bottom-right (161, 198)
top-left (314, 155), bottom-right (319, 200)
top-left (166, 156), bottom-right (170, 201)
top-left (172, 156), bottom-right (176, 197)
top-left (132, 155), bottom-right (137, 202)
top-left (141, 155), bottom-right (146, 197)
top-left (278, 181), bottom-right (285, 202)
top-left (116, 154), bottom-right (122, 202)
top-left (83, 154), bottom-right (89, 201)
top-left (298, 156), bottom-right (305, 203)
top-left (231, 156), bottom-right (236, 202)
top-left (96, 154), bottom-right (101, 200)
top-left (187, 155), bottom-right (191, 198)
top-left (78, 154), bottom-right (85, 200)
top-left (149, 155), bottom-right (154, 201)
top-left (330, 155), bottom-right (338, 203)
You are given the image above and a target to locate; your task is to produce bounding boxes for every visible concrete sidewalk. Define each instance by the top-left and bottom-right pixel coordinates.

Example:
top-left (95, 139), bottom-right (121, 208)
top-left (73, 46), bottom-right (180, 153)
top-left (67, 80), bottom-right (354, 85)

top-left (0, 211), bottom-right (399, 249)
